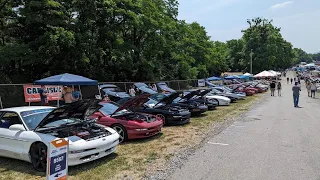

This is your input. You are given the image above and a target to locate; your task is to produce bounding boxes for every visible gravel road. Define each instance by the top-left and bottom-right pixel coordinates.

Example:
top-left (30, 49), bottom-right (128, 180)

top-left (167, 75), bottom-right (320, 180)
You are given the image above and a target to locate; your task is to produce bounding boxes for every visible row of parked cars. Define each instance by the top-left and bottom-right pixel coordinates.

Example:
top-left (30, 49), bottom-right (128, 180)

top-left (0, 80), bottom-right (268, 172)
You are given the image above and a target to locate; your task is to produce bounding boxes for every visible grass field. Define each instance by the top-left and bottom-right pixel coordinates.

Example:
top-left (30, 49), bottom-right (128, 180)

top-left (0, 94), bottom-right (262, 180)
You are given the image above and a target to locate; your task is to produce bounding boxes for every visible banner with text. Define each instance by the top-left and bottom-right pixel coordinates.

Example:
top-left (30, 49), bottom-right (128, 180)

top-left (23, 85), bottom-right (63, 102)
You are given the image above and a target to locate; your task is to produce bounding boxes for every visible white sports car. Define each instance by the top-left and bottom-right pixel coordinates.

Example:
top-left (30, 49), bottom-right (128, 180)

top-left (204, 93), bottom-right (231, 106)
top-left (0, 99), bottom-right (119, 171)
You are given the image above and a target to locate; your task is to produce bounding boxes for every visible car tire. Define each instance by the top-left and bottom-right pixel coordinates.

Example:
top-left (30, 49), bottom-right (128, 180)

top-left (111, 124), bottom-right (127, 143)
top-left (214, 99), bottom-right (219, 106)
top-left (30, 142), bottom-right (47, 172)
top-left (156, 114), bottom-right (166, 125)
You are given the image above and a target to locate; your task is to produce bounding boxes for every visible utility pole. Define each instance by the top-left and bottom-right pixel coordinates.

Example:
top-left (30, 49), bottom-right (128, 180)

top-left (250, 49), bottom-right (253, 75)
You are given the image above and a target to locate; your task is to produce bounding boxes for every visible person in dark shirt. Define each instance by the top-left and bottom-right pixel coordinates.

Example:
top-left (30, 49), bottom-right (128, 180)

top-left (287, 77), bottom-right (289, 84)
top-left (270, 81), bottom-right (276, 96)
top-left (292, 82), bottom-right (301, 107)
top-left (290, 78), bottom-right (293, 84)
top-left (38, 85), bottom-right (47, 105)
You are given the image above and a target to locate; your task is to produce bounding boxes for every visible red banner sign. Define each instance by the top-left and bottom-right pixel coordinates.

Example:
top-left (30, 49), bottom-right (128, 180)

top-left (23, 85), bottom-right (63, 102)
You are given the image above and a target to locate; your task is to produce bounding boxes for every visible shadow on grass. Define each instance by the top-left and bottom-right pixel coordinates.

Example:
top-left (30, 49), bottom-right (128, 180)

top-left (123, 133), bottom-right (164, 145)
top-left (0, 153), bottom-right (120, 177)
top-left (68, 153), bottom-right (119, 176)
top-left (0, 157), bottom-right (45, 177)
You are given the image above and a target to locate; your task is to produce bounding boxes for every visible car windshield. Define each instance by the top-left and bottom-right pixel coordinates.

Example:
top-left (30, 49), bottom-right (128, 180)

top-left (145, 98), bottom-right (164, 108)
top-left (20, 108), bottom-right (55, 130)
top-left (104, 87), bottom-right (123, 92)
top-left (100, 102), bottom-right (132, 116)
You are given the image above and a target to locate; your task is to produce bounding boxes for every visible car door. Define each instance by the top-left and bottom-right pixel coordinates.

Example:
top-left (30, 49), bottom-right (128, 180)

top-left (0, 111), bottom-right (27, 159)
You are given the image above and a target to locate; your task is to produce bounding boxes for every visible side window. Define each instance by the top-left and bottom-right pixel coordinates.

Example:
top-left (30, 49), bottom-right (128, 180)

top-left (0, 112), bottom-right (22, 129)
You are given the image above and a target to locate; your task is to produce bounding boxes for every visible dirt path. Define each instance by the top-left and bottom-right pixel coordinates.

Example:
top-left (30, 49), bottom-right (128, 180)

top-left (170, 73), bottom-right (320, 180)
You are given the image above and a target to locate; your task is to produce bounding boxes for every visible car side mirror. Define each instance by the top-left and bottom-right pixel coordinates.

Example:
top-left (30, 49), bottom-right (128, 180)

top-left (9, 124), bottom-right (25, 131)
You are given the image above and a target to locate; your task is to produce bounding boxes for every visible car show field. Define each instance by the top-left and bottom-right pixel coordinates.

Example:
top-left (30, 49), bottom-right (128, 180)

top-left (0, 94), bottom-right (262, 180)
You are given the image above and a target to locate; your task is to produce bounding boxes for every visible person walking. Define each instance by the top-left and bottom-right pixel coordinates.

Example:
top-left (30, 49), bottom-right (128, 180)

top-left (277, 81), bottom-right (282, 96)
top-left (311, 81), bottom-right (317, 98)
top-left (290, 78), bottom-right (293, 84)
top-left (306, 81), bottom-right (311, 97)
top-left (270, 81), bottom-right (276, 96)
top-left (292, 82), bottom-right (301, 108)
top-left (287, 77), bottom-right (289, 84)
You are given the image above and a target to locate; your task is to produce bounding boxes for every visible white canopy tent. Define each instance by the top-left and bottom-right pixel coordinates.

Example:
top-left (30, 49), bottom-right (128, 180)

top-left (254, 71), bottom-right (276, 77)
top-left (268, 70), bottom-right (281, 76)
top-left (243, 73), bottom-right (253, 76)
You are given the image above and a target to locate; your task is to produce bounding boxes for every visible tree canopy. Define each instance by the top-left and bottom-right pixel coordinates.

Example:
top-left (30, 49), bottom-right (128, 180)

top-left (0, 1), bottom-right (315, 83)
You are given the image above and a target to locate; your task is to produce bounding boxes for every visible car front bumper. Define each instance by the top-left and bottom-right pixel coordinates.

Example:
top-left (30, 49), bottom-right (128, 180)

top-left (68, 133), bottom-right (119, 166)
top-left (127, 125), bottom-right (162, 140)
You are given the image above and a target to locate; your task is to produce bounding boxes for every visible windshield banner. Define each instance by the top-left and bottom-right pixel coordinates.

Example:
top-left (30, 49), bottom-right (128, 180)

top-left (23, 85), bottom-right (63, 102)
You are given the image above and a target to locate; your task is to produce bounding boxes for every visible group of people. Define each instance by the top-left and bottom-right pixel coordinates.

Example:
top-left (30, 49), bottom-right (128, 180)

top-left (39, 85), bottom-right (82, 105)
top-left (128, 83), bottom-right (159, 97)
top-left (287, 77), bottom-right (301, 84)
top-left (291, 77), bottom-right (318, 108)
top-left (269, 81), bottom-right (282, 96)
top-left (306, 80), bottom-right (317, 98)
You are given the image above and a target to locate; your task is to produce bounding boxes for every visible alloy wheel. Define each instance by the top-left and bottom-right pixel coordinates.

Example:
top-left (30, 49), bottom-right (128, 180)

top-left (30, 143), bottom-right (47, 172)
top-left (113, 125), bottom-right (126, 143)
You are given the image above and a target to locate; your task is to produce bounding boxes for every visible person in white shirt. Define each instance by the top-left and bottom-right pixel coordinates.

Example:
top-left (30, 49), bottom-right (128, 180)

top-left (310, 82), bottom-right (317, 98)
top-left (129, 86), bottom-right (136, 97)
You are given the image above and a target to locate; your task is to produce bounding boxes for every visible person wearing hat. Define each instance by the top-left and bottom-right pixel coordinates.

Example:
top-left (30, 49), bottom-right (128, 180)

top-left (63, 86), bottom-right (75, 104)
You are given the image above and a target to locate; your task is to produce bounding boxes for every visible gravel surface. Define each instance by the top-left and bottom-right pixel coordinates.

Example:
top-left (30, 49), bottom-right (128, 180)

top-left (144, 93), bottom-right (267, 180)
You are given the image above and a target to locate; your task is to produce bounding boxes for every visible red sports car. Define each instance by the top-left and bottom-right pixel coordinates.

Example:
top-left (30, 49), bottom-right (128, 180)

top-left (91, 94), bottom-right (163, 143)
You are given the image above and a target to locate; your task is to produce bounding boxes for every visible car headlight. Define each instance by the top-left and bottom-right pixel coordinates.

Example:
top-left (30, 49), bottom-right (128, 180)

top-left (70, 150), bottom-right (85, 154)
top-left (135, 128), bottom-right (148, 131)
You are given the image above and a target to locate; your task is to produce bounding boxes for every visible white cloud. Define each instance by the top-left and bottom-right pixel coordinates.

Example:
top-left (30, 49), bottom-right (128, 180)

top-left (270, 1), bottom-right (293, 10)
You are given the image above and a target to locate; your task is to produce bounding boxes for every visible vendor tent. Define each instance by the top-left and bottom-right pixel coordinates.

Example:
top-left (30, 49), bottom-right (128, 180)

top-left (239, 75), bottom-right (250, 79)
top-left (224, 75), bottom-right (240, 80)
top-left (207, 76), bottom-right (222, 81)
top-left (268, 70), bottom-right (281, 76)
top-left (254, 71), bottom-right (276, 77)
top-left (34, 73), bottom-right (98, 85)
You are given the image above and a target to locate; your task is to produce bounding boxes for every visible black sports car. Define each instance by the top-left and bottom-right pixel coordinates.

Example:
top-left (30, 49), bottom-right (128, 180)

top-left (99, 84), bottom-right (130, 102)
top-left (184, 89), bottom-right (218, 110)
top-left (117, 93), bottom-right (191, 125)
top-left (135, 82), bottom-right (207, 115)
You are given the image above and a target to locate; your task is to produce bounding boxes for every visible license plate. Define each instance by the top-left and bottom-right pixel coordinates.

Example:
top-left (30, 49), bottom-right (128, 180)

top-left (193, 109), bottom-right (200, 112)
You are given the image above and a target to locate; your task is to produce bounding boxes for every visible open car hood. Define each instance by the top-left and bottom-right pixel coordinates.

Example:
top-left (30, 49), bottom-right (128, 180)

top-left (135, 83), bottom-right (157, 94)
top-left (113, 93), bottom-right (151, 114)
top-left (181, 90), bottom-right (201, 100)
top-left (154, 92), bottom-right (182, 107)
top-left (156, 82), bottom-right (176, 93)
top-left (199, 89), bottom-right (211, 97)
top-left (35, 99), bottom-right (102, 131)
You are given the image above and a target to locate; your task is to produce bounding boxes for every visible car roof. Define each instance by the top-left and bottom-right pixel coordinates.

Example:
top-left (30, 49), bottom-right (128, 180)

top-left (0, 106), bottom-right (55, 113)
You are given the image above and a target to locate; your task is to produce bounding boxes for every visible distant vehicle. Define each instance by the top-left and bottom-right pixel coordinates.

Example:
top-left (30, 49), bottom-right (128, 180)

top-left (0, 100), bottom-right (120, 172)
top-left (99, 84), bottom-right (130, 102)
top-left (118, 92), bottom-right (191, 125)
top-left (92, 94), bottom-right (163, 143)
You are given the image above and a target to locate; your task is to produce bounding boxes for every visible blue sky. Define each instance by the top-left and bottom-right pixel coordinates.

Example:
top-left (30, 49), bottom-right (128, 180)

top-left (178, 0), bottom-right (320, 53)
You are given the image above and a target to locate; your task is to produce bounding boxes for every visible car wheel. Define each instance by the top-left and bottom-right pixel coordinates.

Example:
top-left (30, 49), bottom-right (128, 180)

top-left (156, 114), bottom-right (166, 125)
top-left (112, 124), bottom-right (127, 143)
top-left (214, 99), bottom-right (219, 106)
top-left (30, 142), bottom-right (47, 172)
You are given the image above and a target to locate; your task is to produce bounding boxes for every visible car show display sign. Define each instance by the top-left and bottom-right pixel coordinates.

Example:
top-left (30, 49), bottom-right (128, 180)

top-left (23, 85), bottom-right (63, 102)
top-left (47, 139), bottom-right (68, 180)
top-left (197, 79), bottom-right (205, 87)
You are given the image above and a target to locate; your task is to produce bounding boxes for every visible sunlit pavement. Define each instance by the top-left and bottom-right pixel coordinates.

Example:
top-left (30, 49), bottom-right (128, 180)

top-left (170, 72), bottom-right (320, 180)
